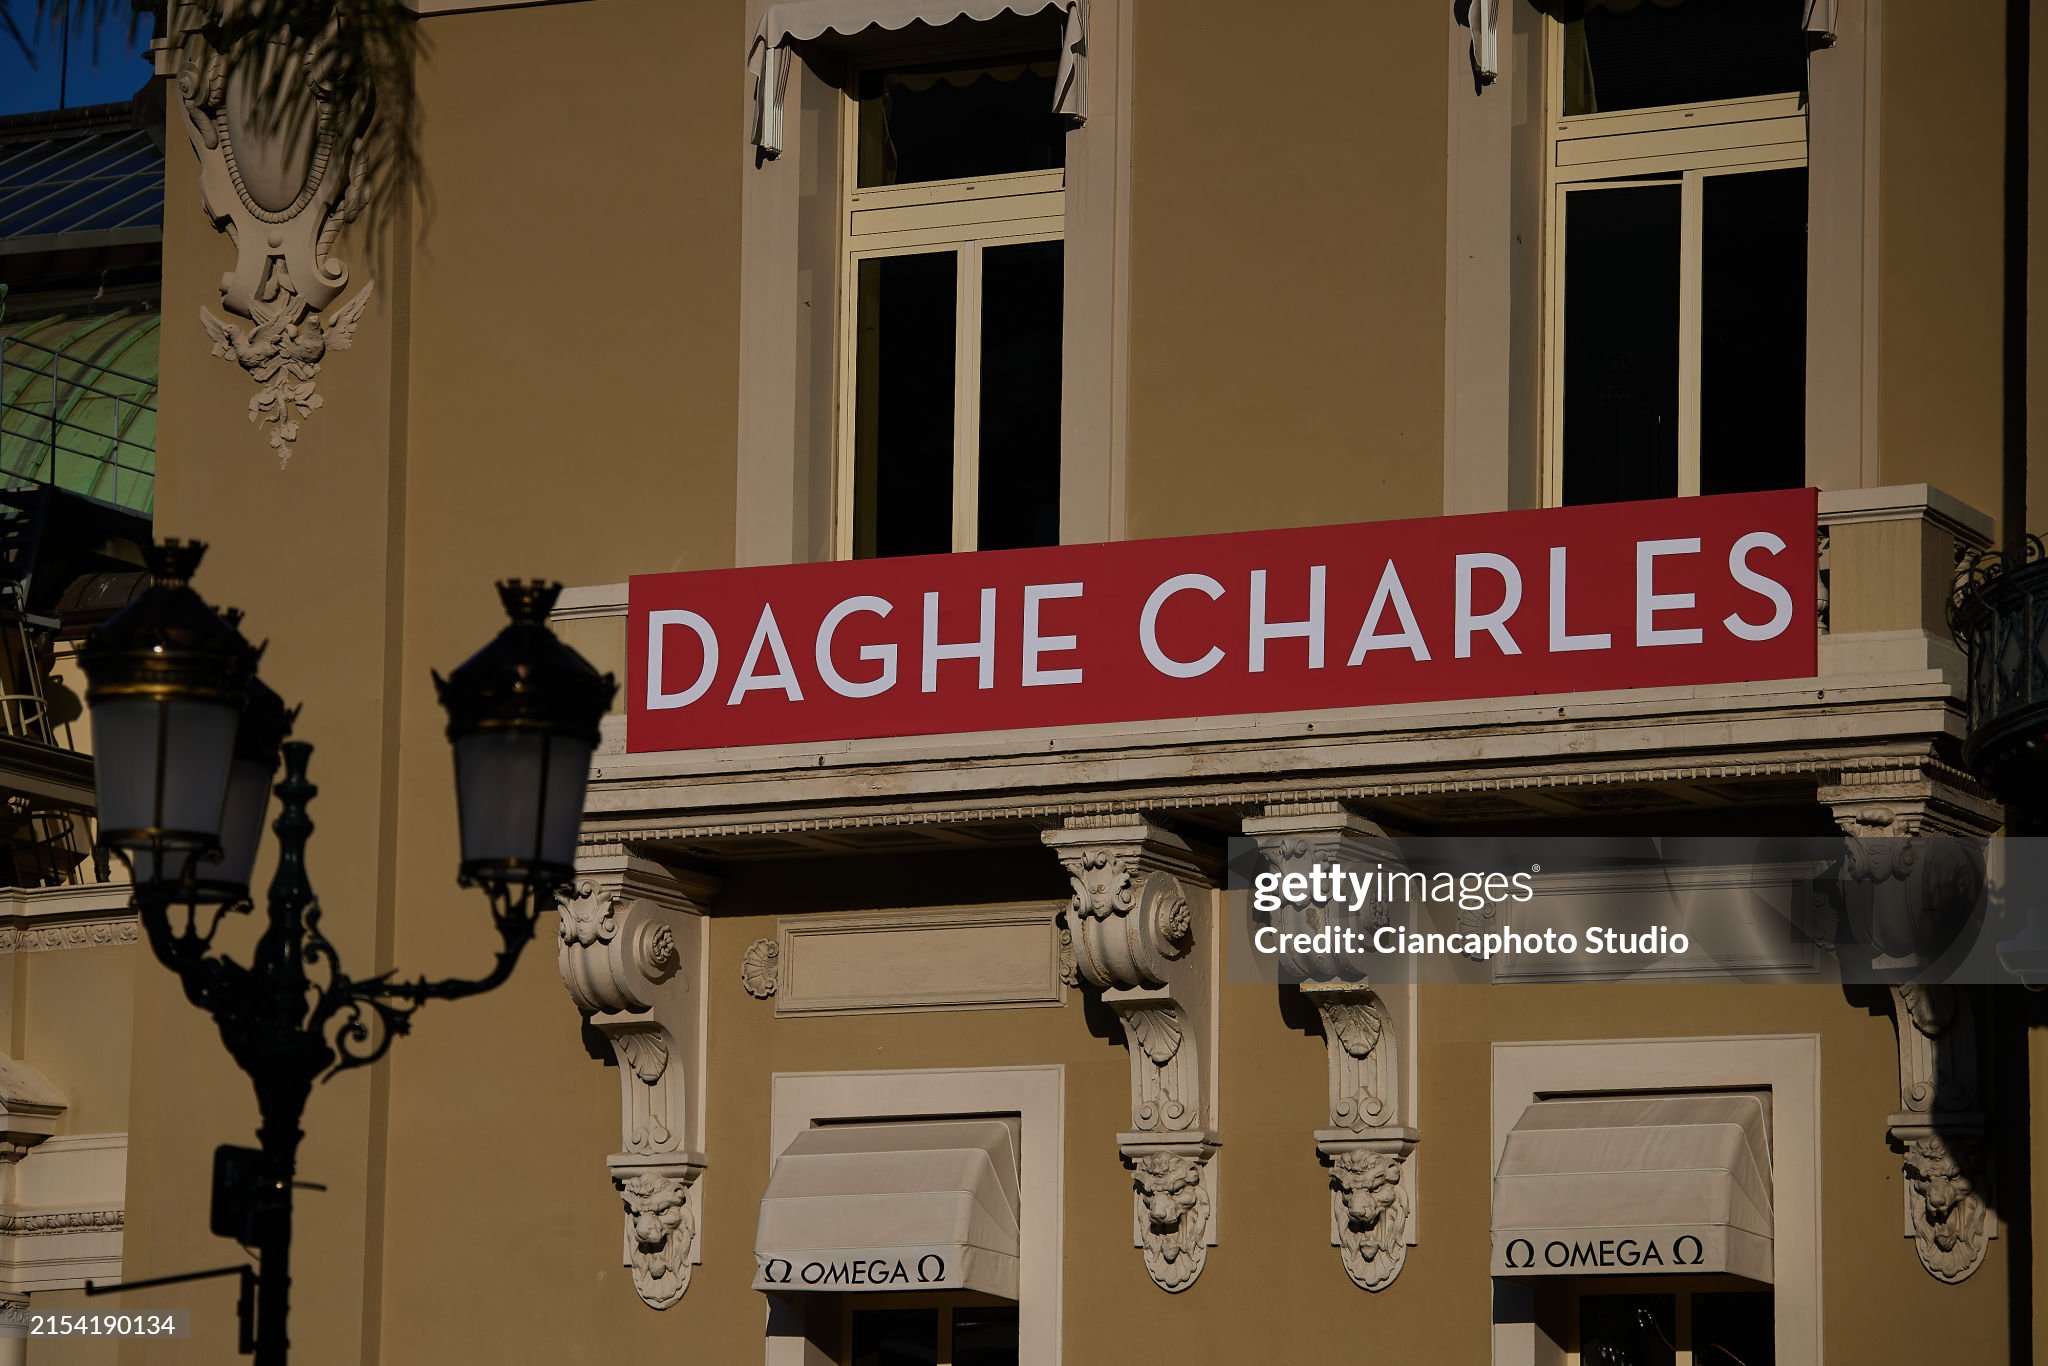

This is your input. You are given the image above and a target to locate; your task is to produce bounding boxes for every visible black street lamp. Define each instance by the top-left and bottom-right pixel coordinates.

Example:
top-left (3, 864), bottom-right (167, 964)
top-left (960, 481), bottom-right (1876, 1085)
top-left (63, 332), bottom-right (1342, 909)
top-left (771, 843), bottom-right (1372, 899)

top-left (76, 541), bottom-right (615, 1365)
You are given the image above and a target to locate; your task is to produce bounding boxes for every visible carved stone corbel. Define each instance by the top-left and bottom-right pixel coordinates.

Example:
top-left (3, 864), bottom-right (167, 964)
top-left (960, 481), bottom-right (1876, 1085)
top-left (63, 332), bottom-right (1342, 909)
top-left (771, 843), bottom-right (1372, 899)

top-left (1886, 984), bottom-right (1994, 1283)
top-left (162, 1), bottom-right (377, 456)
top-left (1818, 761), bottom-right (2002, 845)
top-left (1822, 773), bottom-right (1999, 1284)
top-left (1043, 816), bottom-right (1220, 1293)
top-left (557, 847), bottom-right (713, 1309)
top-left (1245, 803), bottom-right (1418, 1291)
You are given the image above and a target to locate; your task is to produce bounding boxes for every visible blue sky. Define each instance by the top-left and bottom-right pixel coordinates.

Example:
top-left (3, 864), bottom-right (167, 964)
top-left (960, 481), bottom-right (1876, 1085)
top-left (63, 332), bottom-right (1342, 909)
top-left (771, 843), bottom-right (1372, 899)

top-left (0, 5), bottom-right (152, 117)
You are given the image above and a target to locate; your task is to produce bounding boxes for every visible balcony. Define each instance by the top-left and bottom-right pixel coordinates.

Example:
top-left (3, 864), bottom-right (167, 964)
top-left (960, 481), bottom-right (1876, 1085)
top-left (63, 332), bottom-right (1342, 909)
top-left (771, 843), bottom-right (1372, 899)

top-left (553, 485), bottom-right (1999, 857)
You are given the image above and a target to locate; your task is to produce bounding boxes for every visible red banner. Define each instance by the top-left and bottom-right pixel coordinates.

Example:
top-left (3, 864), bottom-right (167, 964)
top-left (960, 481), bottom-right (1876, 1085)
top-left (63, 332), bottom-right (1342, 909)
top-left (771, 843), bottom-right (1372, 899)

top-left (628, 489), bottom-right (1818, 753)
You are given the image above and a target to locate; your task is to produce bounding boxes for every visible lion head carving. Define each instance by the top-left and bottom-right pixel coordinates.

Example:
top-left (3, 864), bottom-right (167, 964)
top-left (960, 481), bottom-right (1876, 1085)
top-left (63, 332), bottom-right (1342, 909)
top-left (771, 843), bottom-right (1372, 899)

top-left (1131, 1151), bottom-right (1209, 1291)
top-left (1902, 1137), bottom-right (1988, 1282)
top-left (617, 1173), bottom-right (695, 1308)
top-left (1331, 1149), bottom-right (1408, 1290)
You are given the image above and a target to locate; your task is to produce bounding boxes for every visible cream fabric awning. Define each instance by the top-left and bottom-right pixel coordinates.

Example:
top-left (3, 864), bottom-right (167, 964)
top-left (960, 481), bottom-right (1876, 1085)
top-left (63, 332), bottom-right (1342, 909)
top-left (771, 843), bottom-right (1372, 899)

top-left (1491, 1093), bottom-right (1773, 1283)
top-left (749, 0), bottom-right (1087, 155)
top-left (753, 1119), bottom-right (1022, 1298)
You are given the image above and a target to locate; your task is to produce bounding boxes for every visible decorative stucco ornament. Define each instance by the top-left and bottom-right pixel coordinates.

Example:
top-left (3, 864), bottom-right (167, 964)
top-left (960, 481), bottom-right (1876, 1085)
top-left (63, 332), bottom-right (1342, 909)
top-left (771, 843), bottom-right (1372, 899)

top-left (1245, 805), bottom-right (1420, 1292)
top-left (1330, 1148), bottom-right (1408, 1291)
top-left (616, 1170), bottom-right (696, 1310)
top-left (166, 1), bottom-right (375, 460)
top-left (740, 938), bottom-right (780, 999)
top-left (1130, 1150), bottom-right (1209, 1292)
top-left (556, 860), bottom-right (716, 1309)
top-left (1044, 817), bottom-right (1222, 1292)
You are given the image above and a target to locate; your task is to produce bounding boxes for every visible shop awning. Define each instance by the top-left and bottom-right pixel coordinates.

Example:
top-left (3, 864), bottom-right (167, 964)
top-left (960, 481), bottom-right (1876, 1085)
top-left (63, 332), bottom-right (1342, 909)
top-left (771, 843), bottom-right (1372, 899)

top-left (749, 0), bottom-right (1086, 155)
top-left (1491, 1093), bottom-right (1773, 1283)
top-left (753, 1119), bottom-right (1022, 1298)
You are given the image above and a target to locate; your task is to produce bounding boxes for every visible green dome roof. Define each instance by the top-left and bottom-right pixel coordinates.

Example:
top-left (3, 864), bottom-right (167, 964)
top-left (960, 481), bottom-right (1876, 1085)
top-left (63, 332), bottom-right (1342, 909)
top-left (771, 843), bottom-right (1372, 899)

top-left (0, 305), bottom-right (156, 516)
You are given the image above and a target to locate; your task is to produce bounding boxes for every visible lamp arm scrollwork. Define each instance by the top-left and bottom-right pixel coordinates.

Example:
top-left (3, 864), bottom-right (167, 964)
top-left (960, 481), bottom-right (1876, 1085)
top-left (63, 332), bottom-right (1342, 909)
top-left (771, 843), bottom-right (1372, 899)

top-left (125, 741), bottom-right (553, 1094)
top-left (308, 883), bottom-right (548, 1079)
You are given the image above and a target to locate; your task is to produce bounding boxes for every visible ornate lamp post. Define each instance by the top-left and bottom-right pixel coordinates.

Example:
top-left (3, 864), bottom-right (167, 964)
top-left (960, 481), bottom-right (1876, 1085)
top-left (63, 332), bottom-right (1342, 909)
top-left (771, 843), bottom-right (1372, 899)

top-left (77, 541), bottom-right (615, 1364)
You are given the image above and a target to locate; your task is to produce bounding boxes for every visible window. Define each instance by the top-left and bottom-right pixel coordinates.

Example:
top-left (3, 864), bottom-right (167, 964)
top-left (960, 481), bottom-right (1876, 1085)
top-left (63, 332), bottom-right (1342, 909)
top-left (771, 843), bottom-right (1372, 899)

top-left (1543, 0), bottom-right (1810, 507)
top-left (837, 46), bottom-right (1067, 559)
top-left (1571, 1284), bottom-right (1774, 1366)
top-left (847, 1299), bottom-right (1020, 1366)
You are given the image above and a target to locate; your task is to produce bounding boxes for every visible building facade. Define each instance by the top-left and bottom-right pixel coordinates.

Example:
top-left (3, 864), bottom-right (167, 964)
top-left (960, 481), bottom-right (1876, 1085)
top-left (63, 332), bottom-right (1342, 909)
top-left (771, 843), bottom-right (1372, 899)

top-left (16, 0), bottom-right (2046, 1363)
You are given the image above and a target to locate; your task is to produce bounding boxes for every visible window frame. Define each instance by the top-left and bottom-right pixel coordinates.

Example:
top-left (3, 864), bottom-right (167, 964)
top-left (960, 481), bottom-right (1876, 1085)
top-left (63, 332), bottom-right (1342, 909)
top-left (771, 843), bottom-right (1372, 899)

top-left (736, 0), bottom-right (1132, 567)
top-left (830, 49), bottom-right (1070, 561)
top-left (1488, 1036), bottom-right (1821, 1366)
top-left (842, 1293), bottom-right (1021, 1366)
top-left (1538, 17), bottom-right (1810, 507)
top-left (764, 1066), bottom-right (1064, 1366)
top-left (1565, 1276), bottom-right (1774, 1366)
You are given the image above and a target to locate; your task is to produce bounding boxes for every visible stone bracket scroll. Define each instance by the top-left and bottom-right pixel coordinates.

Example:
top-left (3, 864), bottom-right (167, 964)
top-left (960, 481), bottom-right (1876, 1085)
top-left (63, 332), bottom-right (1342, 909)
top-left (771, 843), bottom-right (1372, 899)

top-left (557, 847), bottom-right (713, 1309)
top-left (1821, 781), bottom-right (1999, 1285)
top-left (1244, 803), bottom-right (1419, 1292)
top-left (1043, 816), bottom-right (1220, 1293)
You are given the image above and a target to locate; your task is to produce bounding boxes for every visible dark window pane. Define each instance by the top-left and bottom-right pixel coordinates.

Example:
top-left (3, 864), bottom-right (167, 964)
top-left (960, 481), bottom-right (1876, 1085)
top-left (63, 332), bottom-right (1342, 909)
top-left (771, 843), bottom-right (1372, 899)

top-left (951, 1305), bottom-right (1021, 1366)
top-left (1562, 182), bottom-right (1682, 506)
top-left (1578, 1293), bottom-right (1677, 1366)
top-left (850, 1308), bottom-right (939, 1366)
top-left (1700, 167), bottom-right (1807, 495)
top-left (977, 240), bottom-right (1064, 551)
top-left (858, 53), bottom-right (1065, 187)
top-left (853, 252), bottom-right (957, 560)
top-left (1563, 0), bottom-right (1807, 116)
top-left (1693, 1291), bottom-right (1775, 1366)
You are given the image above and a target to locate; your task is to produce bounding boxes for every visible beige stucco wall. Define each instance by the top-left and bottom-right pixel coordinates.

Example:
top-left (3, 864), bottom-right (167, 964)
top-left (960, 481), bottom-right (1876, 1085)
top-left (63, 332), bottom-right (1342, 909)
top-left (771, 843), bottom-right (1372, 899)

top-left (1123, 0), bottom-right (1450, 539)
top-left (1876, 0), bottom-right (2008, 530)
top-left (15, 944), bottom-right (135, 1137)
top-left (110, 0), bottom-right (2038, 1362)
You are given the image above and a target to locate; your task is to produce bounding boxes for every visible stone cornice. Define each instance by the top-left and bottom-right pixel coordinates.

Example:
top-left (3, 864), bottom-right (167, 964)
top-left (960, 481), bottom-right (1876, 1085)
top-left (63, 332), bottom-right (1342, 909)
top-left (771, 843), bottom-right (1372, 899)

top-left (580, 668), bottom-right (1974, 848)
top-left (0, 885), bottom-right (137, 954)
top-left (0, 1207), bottom-right (122, 1236)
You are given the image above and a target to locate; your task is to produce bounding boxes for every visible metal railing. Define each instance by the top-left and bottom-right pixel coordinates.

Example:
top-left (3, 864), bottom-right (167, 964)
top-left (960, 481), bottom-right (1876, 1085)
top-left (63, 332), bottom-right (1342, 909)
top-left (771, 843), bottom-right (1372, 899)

top-left (0, 334), bottom-right (155, 512)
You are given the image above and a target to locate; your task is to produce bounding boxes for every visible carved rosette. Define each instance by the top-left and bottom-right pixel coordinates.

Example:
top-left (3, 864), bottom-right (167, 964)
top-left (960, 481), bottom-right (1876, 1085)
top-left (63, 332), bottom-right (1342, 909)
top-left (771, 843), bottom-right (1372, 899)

top-left (740, 937), bottom-right (780, 998)
top-left (1044, 816), bottom-right (1220, 1292)
top-left (1245, 804), bottom-right (1419, 1292)
top-left (1885, 983), bottom-right (1994, 1283)
top-left (161, 0), bottom-right (377, 456)
top-left (556, 854), bottom-right (714, 1309)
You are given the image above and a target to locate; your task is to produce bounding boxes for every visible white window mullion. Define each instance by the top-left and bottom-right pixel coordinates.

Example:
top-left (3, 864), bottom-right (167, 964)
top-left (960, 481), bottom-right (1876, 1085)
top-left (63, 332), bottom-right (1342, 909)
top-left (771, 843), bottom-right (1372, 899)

top-left (952, 243), bottom-right (985, 552)
top-left (1675, 168), bottom-right (1704, 498)
top-left (1543, 183), bottom-right (1569, 508)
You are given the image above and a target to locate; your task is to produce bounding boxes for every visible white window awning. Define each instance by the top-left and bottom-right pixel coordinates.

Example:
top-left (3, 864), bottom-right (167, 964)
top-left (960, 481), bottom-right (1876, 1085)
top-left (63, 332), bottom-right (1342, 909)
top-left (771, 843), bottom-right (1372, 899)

top-left (753, 1119), bottom-right (1023, 1298)
top-left (749, 0), bottom-right (1087, 156)
top-left (1491, 1093), bottom-right (1774, 1283)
